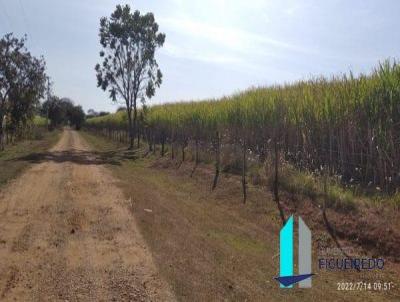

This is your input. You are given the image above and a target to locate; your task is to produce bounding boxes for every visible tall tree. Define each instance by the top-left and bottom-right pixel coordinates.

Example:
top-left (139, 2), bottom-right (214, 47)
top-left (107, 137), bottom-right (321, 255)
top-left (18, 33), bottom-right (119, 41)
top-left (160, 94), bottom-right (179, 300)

top-left (41, 96), bottom-right (64, 129)
top-left (0, 33), bottom-right (46, 150)
top-left (95, 4), bottom-right (165, 149)
top-left (68, 105), bottom-right (85, 130)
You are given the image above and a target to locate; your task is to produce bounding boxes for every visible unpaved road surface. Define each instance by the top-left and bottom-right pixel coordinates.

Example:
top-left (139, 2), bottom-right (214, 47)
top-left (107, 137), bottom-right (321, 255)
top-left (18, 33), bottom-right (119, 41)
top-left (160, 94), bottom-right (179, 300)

top-left (0, 130), bottom-right (175, 301)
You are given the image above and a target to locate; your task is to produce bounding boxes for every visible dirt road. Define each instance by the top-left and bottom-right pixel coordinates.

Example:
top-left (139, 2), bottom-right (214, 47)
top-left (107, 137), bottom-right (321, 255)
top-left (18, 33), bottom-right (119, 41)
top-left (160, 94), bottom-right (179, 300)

top-left (0, 130), bottom-right (175, 301)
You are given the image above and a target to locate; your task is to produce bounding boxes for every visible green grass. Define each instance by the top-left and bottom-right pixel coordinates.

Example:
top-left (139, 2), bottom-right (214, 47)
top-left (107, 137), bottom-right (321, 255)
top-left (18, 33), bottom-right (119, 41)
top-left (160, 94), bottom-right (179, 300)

top-left (278, 165), bottom-right (318, 199)
top-left (389, 193), bottom-right (400, 210)
top-left (33, 116), bottom-right (48, 127)
top-left (326, 185), bottom-right (356, 211)
top-left (281, 166), bottom-right (356, 211)
top-left (247, 160), bottom-right (358, 211)
top-left (208, 229), bottom-right (268, 253)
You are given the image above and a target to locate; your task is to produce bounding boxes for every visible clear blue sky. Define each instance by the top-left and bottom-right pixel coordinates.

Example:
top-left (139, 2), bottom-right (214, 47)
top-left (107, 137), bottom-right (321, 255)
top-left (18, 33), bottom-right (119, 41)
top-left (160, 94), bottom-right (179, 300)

top-left (1, 0), bottom-right (399, 112)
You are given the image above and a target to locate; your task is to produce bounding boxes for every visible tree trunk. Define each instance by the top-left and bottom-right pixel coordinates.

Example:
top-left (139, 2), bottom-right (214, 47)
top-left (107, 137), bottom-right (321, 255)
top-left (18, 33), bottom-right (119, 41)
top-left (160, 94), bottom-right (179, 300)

top-left (195, 139), bottom-right (199, 165)
top-left (323, 169), bottom-right (328, 215)
top-left (262, 139), bottom-right (284, 226)
top-left (161, 136), bottom-right (165, 157)
top-left (0, 124), bottom-right (4, 151)
top-left (272, 137), bottom-right (285, 226)
top-left (137, 127), bottom-right (140, 148)
top-left (127, 109), bottom-right (134, 149)
top-left (133, 101), bottom-right (138, 149)
top-left (242, 139), bottom-right (247, 203)
top-left (191, 138), bottom-right (199, 178)
top-left (146, 130), bottom-right (153, 152)
top-left (273, 138), bottom-right (279, 202)
top-left (212, 131), bottom-right (220, 190)
top-left (0, 109), bottom-right (4, 150)
top-left (181, 141), bottom-right (186, 162)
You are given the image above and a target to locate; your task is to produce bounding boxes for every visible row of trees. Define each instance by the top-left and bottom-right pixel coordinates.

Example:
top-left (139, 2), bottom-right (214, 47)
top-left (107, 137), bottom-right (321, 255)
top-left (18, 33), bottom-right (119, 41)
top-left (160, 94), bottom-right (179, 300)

top-left (86, 109), bottom-right (110, 119)
top-left (0, 33), bottom-right (47, 150)
top-left (41, 96), bottom-right (85, 130)
top-left (0, 32), bottom-right (86, 150)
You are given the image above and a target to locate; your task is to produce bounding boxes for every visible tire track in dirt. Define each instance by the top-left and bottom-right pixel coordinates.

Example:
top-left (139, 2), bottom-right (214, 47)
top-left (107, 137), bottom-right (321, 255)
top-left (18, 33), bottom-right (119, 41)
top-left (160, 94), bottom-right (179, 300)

top-left (0, 129), bottom-right (175, 301)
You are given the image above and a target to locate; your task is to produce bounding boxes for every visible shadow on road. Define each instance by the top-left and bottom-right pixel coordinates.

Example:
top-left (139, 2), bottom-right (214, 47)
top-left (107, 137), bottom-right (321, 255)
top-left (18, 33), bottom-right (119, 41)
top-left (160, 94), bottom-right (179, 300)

top-left (12, 149), bottom-right (138, 166)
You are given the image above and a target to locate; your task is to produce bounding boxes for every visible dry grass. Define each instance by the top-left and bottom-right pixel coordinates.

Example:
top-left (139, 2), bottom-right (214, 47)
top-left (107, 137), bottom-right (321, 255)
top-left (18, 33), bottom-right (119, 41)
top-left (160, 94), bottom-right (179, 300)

top-left (81, 131), bottom-right (400, 302)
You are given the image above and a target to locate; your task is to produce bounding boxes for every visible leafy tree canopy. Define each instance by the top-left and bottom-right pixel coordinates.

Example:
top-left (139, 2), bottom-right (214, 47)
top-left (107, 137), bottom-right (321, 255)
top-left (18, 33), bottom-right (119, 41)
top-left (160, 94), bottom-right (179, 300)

top-left (0, 33), bottom-right (47, 149)
top-left (95, 4), bottom-right (165, 148)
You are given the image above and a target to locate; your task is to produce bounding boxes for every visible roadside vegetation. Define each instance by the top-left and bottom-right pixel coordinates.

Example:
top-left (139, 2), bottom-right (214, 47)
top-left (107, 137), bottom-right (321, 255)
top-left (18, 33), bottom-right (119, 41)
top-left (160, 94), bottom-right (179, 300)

top-left (0, 32), bottom-right (84, 186)
top-left (84, 56), bottom-right (400, 263)
top-left (1, 2), bottom-right (398, 300)
top-left (0, 31), bottom-right (85, 148)
top-left (80, 130), bottom-right (400, 302)
top-left (0, 33), bottom-right (47, 150)
top-left (86, 60), bottom-right (400, 213)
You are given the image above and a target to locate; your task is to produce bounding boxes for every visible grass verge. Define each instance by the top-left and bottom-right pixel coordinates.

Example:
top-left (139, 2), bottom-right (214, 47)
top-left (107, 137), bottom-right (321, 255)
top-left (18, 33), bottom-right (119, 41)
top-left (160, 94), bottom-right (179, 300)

top-left (81, 131), bottom-right (400, 302)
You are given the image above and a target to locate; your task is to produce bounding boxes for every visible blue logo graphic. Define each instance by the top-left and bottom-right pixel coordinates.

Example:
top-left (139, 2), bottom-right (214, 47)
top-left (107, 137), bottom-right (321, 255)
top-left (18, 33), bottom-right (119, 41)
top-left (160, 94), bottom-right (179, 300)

top-left (274, 215), bottom-right (313, 288)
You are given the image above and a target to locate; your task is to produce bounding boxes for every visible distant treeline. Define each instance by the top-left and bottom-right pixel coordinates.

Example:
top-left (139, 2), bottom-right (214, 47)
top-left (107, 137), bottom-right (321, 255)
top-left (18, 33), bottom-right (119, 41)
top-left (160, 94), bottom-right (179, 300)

top-left (86, 60), bottom-right (400, 194)
top-left (41, 97), bottom-right (85, 130)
